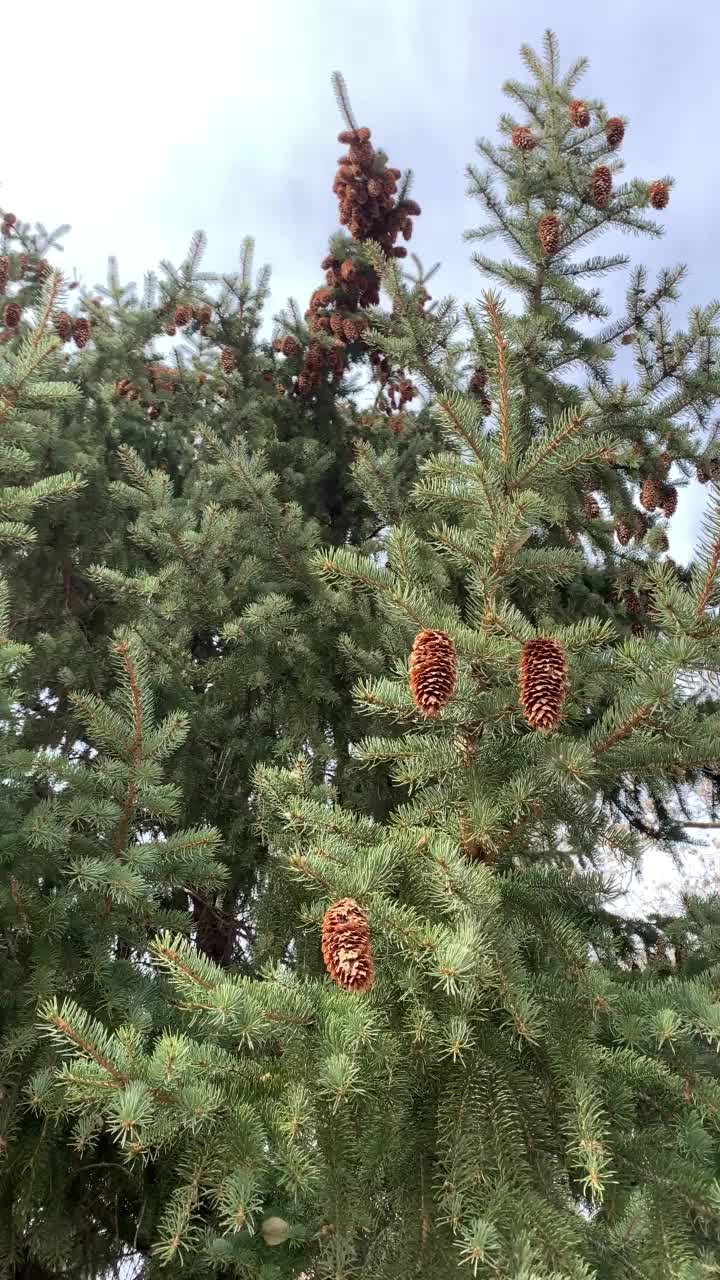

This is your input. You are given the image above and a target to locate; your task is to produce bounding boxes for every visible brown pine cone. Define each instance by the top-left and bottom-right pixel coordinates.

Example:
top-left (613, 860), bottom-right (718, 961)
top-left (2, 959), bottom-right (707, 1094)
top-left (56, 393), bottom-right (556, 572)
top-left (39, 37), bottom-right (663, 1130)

top-left (605, 117), bottom-right (625, 149)
top-left (114, 378), bottom-right (132, 398)
top-left (519, 636), bottom-right (568, 733)
top-left (173, 304), bottom-right (191, 327)
top-left (281, 335), bottom-right (299, 357)
top-left (409, 629), bottom-right (457, 717)
top-left (640, 476), bottom-right (662, 511)
top-left (469, 367), bottom-right (488, 396)
top-left (657, 449), bottom-right (672, 475)
top-left (538, 213), bottom-right (560, 257)
top-left (583, 494), bottom-right (600, 520)
top-left (615, 517), bottom-right (634, 546)
top-left (591, 165), bottom-right (612, 209)
top-left (631, 621), bottom-right (645, 637)
top-left (634, 511), bottom-right (648, 541)
top-left (53, 310), bottom-right (73, 343)
top-left (195, 305), bottom-right (212, 326)
top-left (321, 898), bottom-right (374, 993)
top-left (72, 317), bottom-right (90, 348)
top-left (661, 484), bottom-right (678, 518)
top-left (625, 591), bottom-right (641, 615)
top-left (512, 126), bottom-right (536, 151)
top-left (697, 462), bottom-right (711, 484)
top-left (0, 256), bottom-right (8, 294)
top-left (3, 302), bottom-right (21, 328)
top-left (569, 99), bottom-right (590, 128)
top-left (653, 528), bottom-right (669, 552)
top-left (648, 181), bottom-right (669, 210)
top-left (220, 347), bottom-right (235, 374)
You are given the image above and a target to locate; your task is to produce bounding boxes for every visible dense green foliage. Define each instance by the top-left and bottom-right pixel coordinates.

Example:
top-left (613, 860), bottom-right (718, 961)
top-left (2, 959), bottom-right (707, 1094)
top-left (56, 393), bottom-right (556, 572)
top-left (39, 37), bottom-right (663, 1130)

top-left (3, 30), bottom-right (720, 1280)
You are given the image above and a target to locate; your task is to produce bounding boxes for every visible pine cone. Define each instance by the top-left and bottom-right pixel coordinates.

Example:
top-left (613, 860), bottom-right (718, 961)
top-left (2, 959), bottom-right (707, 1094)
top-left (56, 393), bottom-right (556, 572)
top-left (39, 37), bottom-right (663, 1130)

top-left (648, 181), bottom-right (669, 210)
top-left (3, 302), bottom-right (21, 328)
top-left (625, 591), bottom-right (642, 615)
top-left (0, 257), bottom-right (8, 294)
top-left (697, 462), bottom-right (710, 484)
top-left (640, 476), bottom-right (662, 511)
top-left (409, 629), bottom-right (457, 717)
top-left (615, 517), bottom-right (634, 546)
top-left (173, 304), bottom-right (191, 327)
top-left (114, 378), bottom-right (132, 398)
top-left (72, 317), bottom-right (90, 348)
top-left (2, 213), bottom-right (16, 229)
top-left (53, 310), bottom-right (73, 343)
top-left (281, 335), bottom-right (299, 357)
top-left (538, 213), bottom-right (560, 257)
top-left (469, 367), bottom-right (488, 396)
top-left (591, 165), bottom-right (612, 209)
top-left (220, 347), bottom-right (235, 374)
top-left (569, 99), bottom-right (590, 128)
top-left (661, 484), bottom-right (678, 517)
top-left (512, 126), bottom-right (536, 151)
top-left (634, 511), bottom-right (648, 541)
top-left (195, 305), bottom-right (212, 326)
top-left (519, 637), bottom-right (568, 733)
top-left (605, 117), bottom-right (625, 149)
top-left (321, 898), bottom-right (374, 993)
top-left (583, 494), bottom-right (600, 520)
top-left (631, 621), bottom-right (645, 637)
top-left (653, 528), bottom-right (670, 552)
top-left (657, 449), bottom-right (672, 475)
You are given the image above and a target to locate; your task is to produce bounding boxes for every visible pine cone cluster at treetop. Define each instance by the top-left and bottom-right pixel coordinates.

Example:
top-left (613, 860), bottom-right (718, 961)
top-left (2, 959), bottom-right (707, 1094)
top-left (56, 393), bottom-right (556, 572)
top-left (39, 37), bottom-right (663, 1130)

top-left (72, 317), bottom-right (90, 349)
top-left (605, 116), bottom-right (625, 149)
top-left (569, 99), bottom-right (590, 128)
top-left (640, 476), bottom-right (663, 511)
top-left (321, 898), bottom-right (374, 992)
top-left (512, 125), bottom-right (536, 151)
top-left (661, 484), bottom-right (678, 517)
top-left (53, 311), bottom-right (73, 343)
top-left (409, 629), bottom-right (457, 717)
top-left (591, 165), bottom-right (612, 209)
top-left (648, 181), bottom-right (670, 210)
top-left (519, 637), bottom-right (568, 733)
top-left (538, 213), bottom-right (560, 256)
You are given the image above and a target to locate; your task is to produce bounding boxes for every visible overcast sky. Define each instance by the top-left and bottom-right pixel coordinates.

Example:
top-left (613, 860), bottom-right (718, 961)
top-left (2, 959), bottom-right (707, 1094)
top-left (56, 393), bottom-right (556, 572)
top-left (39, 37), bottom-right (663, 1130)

top-left (8, 0), bottom-right (719, 901)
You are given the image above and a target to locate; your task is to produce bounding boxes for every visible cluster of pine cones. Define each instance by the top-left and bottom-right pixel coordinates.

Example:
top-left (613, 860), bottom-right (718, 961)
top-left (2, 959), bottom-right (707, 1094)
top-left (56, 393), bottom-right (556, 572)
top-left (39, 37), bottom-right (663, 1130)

top-left (53, 311), bottom-right (91, 348)
top-left (113, 361), bottom-right (180, 419)
top-left (408, 628), bottom-right (568, 735)
top-left (165, 303), bottom-right (212, 337)
top-left (279, 125), bottom-right (422, 413)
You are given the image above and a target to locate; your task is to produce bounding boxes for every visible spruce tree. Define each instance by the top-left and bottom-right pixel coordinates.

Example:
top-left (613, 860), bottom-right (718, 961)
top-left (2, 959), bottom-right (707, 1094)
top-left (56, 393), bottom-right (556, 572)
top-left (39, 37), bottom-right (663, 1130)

top-left (39, 34), bottom-right (720, 1280)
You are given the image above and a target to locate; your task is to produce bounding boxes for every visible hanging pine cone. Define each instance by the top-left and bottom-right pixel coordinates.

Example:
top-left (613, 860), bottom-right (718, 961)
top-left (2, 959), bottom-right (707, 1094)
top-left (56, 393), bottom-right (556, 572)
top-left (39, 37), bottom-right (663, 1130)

top-left (512, 126), bottom-right (536, 151)
top-left (3, 302), bottom-right (21, 328)
top-left (661, 484), bottom-right (678, 517)
top-left (220, 347), bottom-right (235, 374)
top-left (321, 898), bottom-right (374, 993)
top-left (519, 636), bottom-right (568, 733)
top-left (281, 335), bottom-right (299, 357)
top-left (409, 629), bottom-right (457, 717)
top-left (615, 517), bottom-right (634, 546)
top-left (648, 181), bottom-right (669, 210)
top-left (0, 257), bottom-right (9, 294)
top-left (173, 304), bottom-right (191, 327)
top-left (631, 621), bottom-right (645, 637)
top-left (53, 310), bottom-right (73, 343)
top-left (569, 99), bottom-right (590, 128)
top-left (538, 213), bottom-right (560, 257)
top-left (640, 476), bottom-right (662, 511)
top-left (634, 511), bottom-right (648, 541)
top-left (195, 305), bottom-right (212, 326)
top-left (72, 317), bottom-right (90, 348)
top-left (469, 367), bottom-right (488, 396)
top-left (583, 494), bottom-right (600, 520)
top-left (653, 528), bottom-right (670, 552)
top-left (591, 165), bottom-right (612, 209)
top-left (625, 591), bottom-right (642, 615)
top-left (605, 117), bottom-right (625, 149)
top-left (697, 462), bottom-right (711, 484)
top-left (657, 449), bottom-right (672, 475)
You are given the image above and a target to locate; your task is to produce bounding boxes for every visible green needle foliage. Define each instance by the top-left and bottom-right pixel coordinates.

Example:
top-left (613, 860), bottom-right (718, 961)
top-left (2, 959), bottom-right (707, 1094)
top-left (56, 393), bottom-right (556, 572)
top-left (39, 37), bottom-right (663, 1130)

top-left (39, 34), bottom-right (720, 1278)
